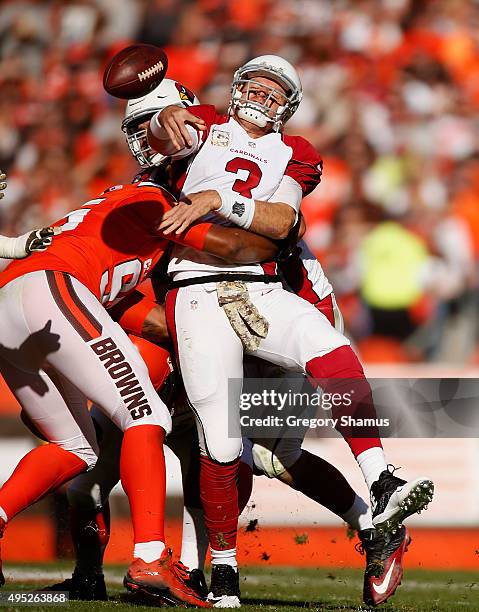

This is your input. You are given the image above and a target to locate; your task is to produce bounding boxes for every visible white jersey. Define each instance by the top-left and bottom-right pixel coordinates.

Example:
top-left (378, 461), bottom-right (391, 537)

top-left (166, 105), bottom-right (322, 280)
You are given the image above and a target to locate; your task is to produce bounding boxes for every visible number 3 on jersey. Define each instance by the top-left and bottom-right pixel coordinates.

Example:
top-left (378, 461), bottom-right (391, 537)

top-left (225, 158), bottom-right (262, 198)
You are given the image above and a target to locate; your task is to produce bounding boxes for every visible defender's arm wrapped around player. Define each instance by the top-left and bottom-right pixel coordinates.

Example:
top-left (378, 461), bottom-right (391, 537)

top-left (171, 220), bottom-right (280, 264)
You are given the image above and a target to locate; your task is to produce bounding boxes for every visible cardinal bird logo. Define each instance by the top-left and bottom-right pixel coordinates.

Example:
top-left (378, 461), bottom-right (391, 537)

top-left (175, 82), bottom-right (196, 105)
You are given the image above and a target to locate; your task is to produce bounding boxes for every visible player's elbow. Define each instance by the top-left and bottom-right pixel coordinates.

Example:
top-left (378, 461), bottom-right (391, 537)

top-left (271, 206), bottom-right (296, 240)
top-left (274, 223), bottom-right (293, 240)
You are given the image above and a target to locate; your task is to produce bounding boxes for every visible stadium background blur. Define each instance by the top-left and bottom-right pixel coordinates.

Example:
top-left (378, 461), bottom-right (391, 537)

top-left (0, 0), bottom-right (478, 576)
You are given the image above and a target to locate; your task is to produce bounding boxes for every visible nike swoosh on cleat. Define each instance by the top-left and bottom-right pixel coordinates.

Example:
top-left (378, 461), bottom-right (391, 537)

top-left (372, 559), bottom-right (396, 595)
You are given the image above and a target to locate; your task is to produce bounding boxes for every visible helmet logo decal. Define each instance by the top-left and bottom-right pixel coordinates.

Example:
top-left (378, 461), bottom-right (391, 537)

top-left (175, 82), bottom-right (196, 104)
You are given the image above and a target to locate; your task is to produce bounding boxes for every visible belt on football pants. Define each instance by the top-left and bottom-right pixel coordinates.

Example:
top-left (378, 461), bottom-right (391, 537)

top-left (169, 273), bottom-right (281, 289)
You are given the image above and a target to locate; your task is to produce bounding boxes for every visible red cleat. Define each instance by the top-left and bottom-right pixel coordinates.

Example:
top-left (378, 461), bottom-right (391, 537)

top-left (358, 526), bottom-right (411, 607)
top-left (124, 548), bottom-right (211, 608)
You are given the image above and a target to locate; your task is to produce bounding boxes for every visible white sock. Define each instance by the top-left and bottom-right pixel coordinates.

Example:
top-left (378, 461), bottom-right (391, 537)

top-left (357, 447), bottom-right (387, 490)
top-left (0, 507), bottom-right (7, 523)
top-left (180, 506), bottom-right (209, 571)
top-left (341, 494), bottom-right (373, 531)
top-left (211, 547), bottom-right (237, 569)
top-left (133, 540), bottom-right (165, 563)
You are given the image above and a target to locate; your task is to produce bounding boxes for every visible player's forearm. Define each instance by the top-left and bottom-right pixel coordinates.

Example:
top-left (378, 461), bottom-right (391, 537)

top-left (247, 200), bottom-right (296, 239)
top-left (167, 219), bottom-right (278, 263)
top-left (159, 189), bottom-right (296, 239)
top-left (0, 233), bottom-right (32, 259)
top-left (215, 190), bottom-right (296, 239)
top-left (203, 225), bottom-right (279, 263)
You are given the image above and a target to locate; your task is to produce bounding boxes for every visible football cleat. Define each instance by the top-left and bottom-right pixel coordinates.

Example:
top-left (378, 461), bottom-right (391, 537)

top-left (43, 569), bottom-right (107, 601)
top-left (208, 564), bottom-right (241, 608)
top-left (186, 568), bottom-right (209, 599)
top-left (371, 466), bottom-right (434, 534)
top-left (0, 518), bottom-right (5, 587)
top-left (124, 548), bottom-right (211, 608)
top-left (357, 526), bottom-right (411, 606)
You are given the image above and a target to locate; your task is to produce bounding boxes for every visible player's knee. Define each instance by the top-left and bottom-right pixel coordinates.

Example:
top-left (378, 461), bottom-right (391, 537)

top-left (307, 344), bottom-right (365, 379)
top-left (204, 438), bottom-right (242, 464)
top-left (252, 443), bottom-right (301, 478)
top-left (297, 311), bottom-right (350, 367)
top-left (62, 443), bottom-right (98, 471)
top-left (120, 399), bottom-right (172, 435)
top-left (79, 447), bottom-right (98, 470)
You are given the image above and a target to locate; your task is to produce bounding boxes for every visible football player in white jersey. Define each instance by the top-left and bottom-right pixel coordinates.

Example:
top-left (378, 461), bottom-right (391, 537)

top-left (147, 55), bottom-right (434, 607)
top-left (0, 170), bottom-right (57, 260)
top-left (38, 79), bottom-right (410, 608)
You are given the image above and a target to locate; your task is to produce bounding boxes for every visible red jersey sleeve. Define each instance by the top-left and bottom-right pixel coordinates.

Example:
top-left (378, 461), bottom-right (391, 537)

top-left (282, 135), bottom-right (323, 196)
top-left (188, 104), bottom-right (229, 143)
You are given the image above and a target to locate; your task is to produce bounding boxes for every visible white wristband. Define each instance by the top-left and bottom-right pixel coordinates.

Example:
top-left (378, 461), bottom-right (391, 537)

top-left (216, 190), bottom-right (255, 229)
top-left (0, 233), bottom-right (29, 259)
top-left (150, 112), bottom-right (170, 140)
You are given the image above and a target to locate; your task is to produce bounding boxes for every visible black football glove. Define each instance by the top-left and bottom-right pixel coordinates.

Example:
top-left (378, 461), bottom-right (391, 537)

top-left (25, 227), bottom-right (58, 254)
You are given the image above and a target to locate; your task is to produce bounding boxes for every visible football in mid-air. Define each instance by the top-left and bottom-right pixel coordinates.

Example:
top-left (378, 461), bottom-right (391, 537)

top-left (103, 44), bottom-right (168, 99)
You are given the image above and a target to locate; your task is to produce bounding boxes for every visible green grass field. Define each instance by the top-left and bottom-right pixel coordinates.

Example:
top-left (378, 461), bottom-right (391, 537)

top-left (2, 564), bottom-right (478, 611)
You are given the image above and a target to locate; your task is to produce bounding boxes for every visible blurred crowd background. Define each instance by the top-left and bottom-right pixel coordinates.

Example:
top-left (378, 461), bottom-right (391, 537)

top-left (1, 0), bottom-right (479, 364)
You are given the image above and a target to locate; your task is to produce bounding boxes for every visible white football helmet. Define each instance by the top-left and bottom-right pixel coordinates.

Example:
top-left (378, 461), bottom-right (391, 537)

top-left (122, 79), bottom-right (199, 168)
top-left (229, 55), bottom-right (302, 131)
